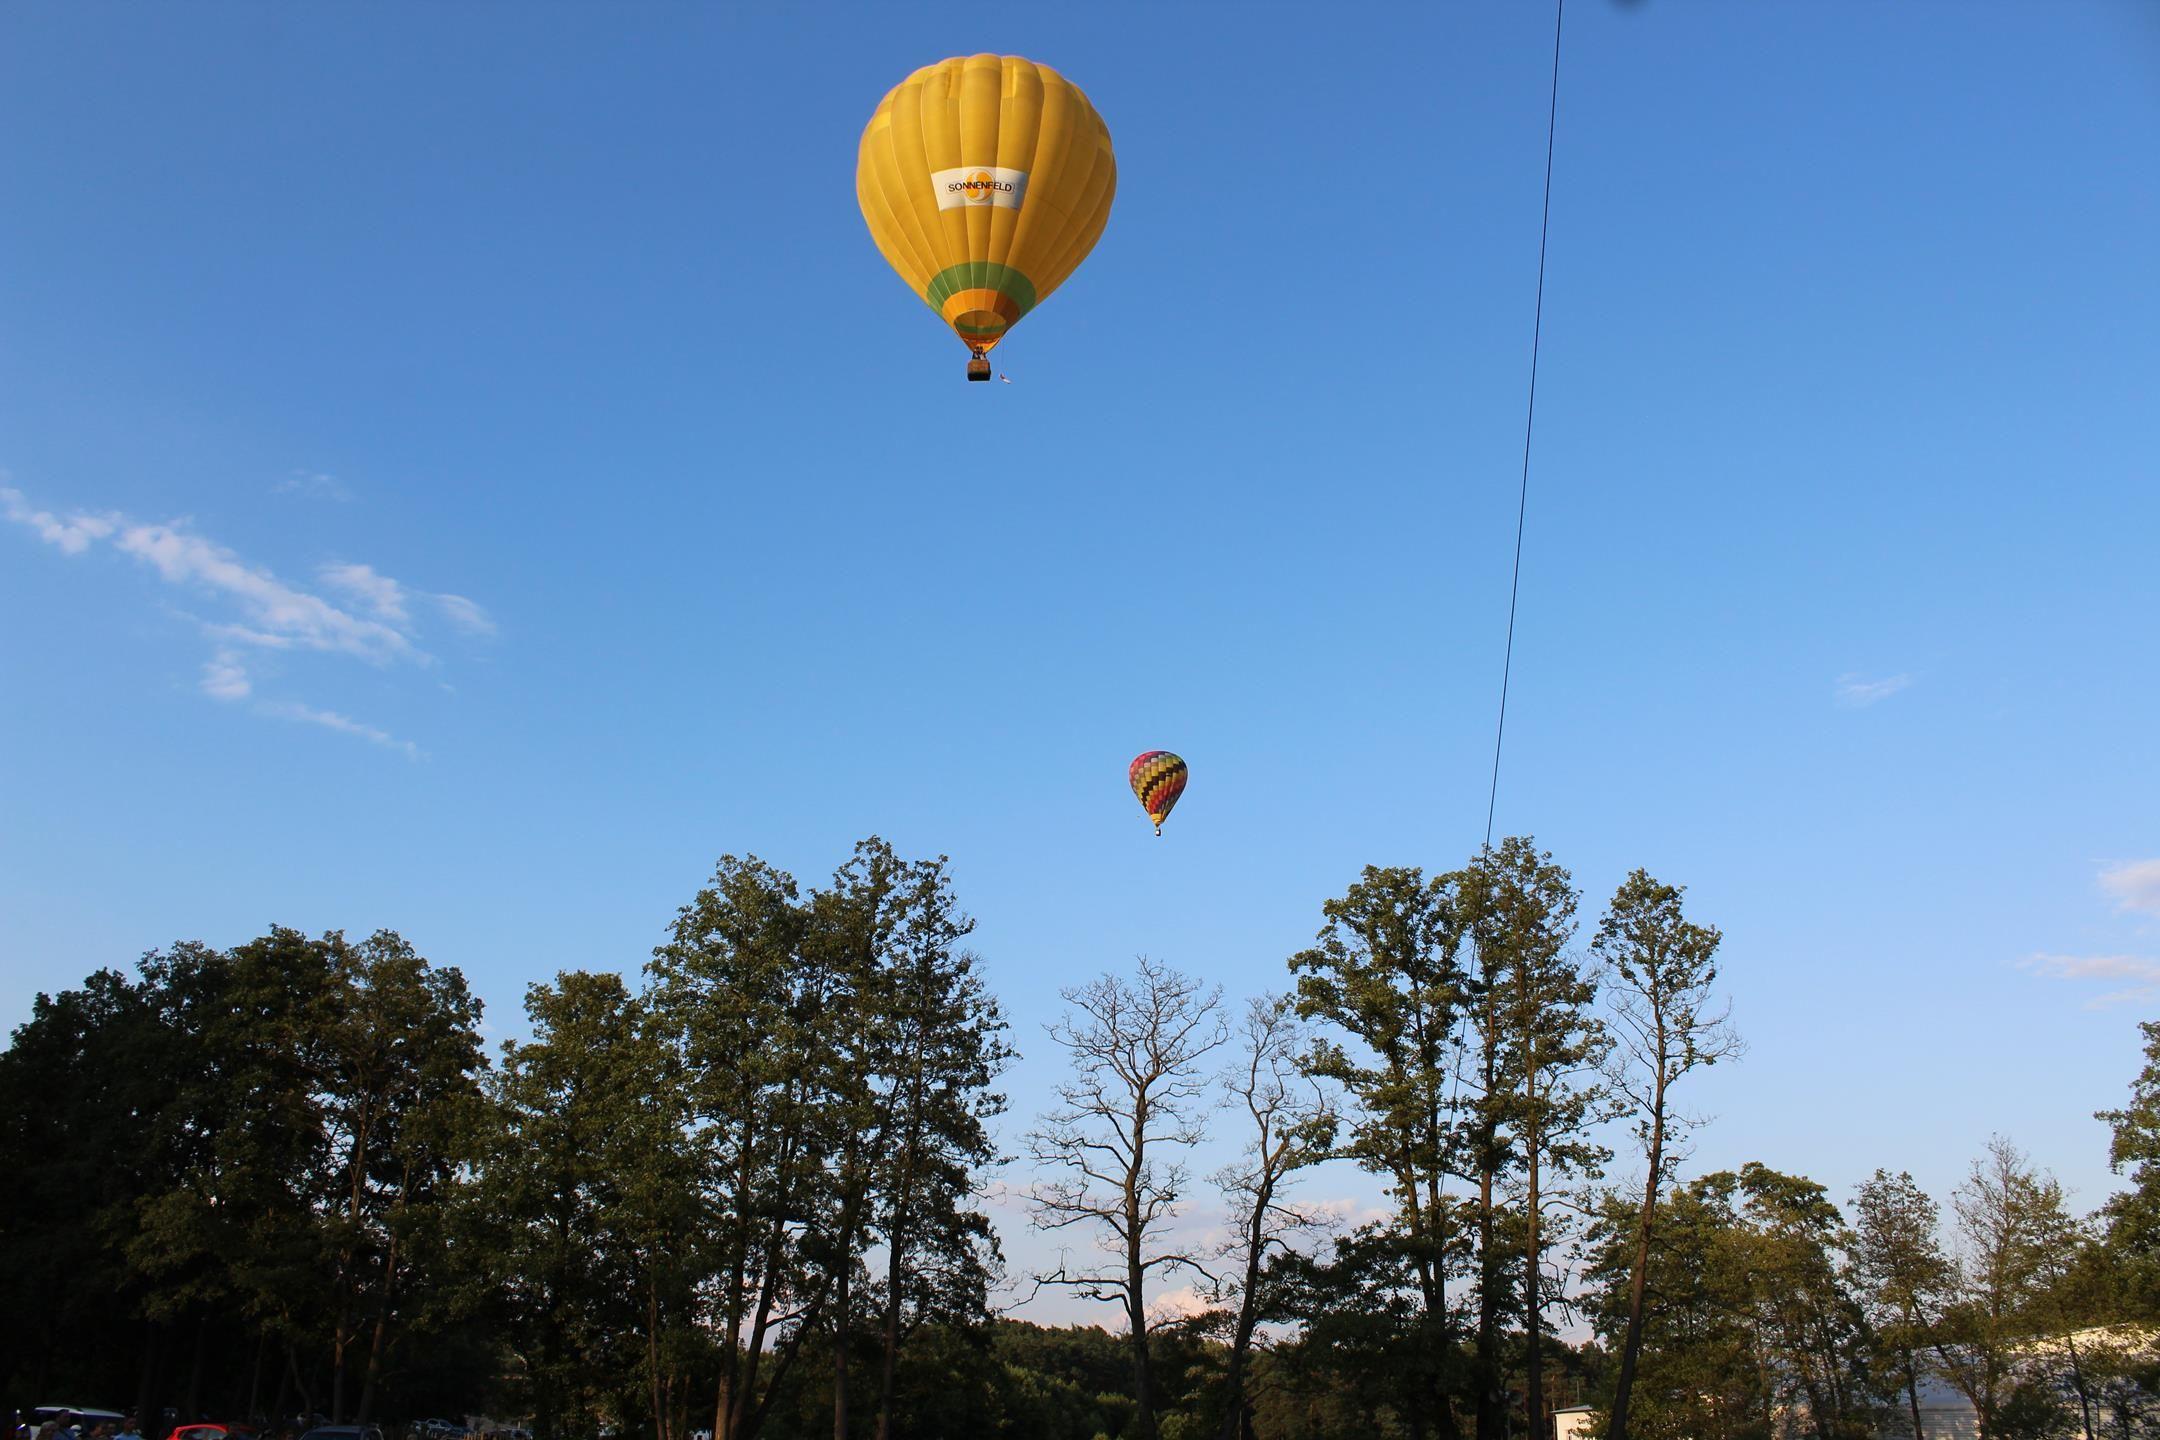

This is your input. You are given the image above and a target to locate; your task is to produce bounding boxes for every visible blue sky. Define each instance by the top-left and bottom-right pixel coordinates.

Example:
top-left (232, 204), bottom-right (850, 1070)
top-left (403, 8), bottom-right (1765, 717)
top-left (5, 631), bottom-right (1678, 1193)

top-left (4, 2), bottom-right (2157, 1320)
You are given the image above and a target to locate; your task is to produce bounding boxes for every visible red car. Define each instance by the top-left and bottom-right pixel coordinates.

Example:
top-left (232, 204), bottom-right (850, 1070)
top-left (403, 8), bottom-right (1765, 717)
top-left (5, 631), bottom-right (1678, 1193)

top-left (167, 1424), bottom-right (255, 1440)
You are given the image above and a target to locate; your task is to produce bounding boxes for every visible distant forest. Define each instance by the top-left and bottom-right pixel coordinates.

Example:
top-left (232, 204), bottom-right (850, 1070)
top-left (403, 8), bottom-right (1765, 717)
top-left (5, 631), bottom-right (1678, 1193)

top-left (5, 835), bottom-right (2156, 1440)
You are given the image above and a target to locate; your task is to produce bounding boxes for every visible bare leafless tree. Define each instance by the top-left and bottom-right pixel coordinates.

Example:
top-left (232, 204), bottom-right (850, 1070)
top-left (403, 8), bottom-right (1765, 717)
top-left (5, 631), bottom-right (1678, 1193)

top-left (1209, 994), bottom-right (1336, 1440)
top-left (1026, 956), bottom-right (1227, 1440)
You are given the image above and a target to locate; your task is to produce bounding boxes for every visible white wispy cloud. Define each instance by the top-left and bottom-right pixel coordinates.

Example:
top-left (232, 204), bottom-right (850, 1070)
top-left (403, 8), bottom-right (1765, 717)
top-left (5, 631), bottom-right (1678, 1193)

top-left (1835, 672), bottom-right (1913, 708)
top-left (201, 650), bottom-right (252, 701)
top-left (111, 522), bottom-right (416, 663)
top-left (2100, 860), bottom-right (2160, 917)
top-left (273, 471), bottom-right (351, 502)
top-left (2, 484), bottom-right (118, 555)
top-left (434, 592), bottom-right (497, 637)
top-left (4, 480), bottom-right (491, 756)
top-left (2019, 952), bottom-right (2160, 1010)
top-left (322, 563), bottom-right (496, 639)
top-left (268, 702), bottom-right (422, 761)
top-left (320, 561), bottom-right (412, 626)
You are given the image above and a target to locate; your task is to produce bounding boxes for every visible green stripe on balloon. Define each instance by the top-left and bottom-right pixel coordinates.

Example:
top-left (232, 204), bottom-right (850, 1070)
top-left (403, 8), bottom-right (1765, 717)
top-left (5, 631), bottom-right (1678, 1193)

top-left (922, 261), bottom-right (1039, 316)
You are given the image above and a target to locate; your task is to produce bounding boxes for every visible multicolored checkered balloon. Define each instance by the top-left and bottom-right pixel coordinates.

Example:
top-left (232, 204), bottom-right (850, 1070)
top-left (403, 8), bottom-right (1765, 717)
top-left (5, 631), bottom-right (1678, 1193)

top-left (1128, 751), bottom-right (1188, 836)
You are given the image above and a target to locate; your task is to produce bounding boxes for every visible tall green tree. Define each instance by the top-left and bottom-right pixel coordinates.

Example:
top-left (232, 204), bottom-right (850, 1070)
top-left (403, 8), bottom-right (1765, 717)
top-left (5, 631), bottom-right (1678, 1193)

top-left (793, 838), bottom-right (1011, 1440)
top-left (1586, 1173), bottom-right (1767, 1440)
top-left (475, 969), bottom-right (697, 1440)
top-left (650, 855), bottom-right (834, 1440)
top-left (2098, 1022), bottom-right (2160, 1318)
top-left (313, 930), bottom-right (488, 1422)
top-left (1263, 1223), bottom-right (1433, 1438)
top-left (1735, 1164), bottom-right (1882, 1440)
top-left (1852, 1170), bottom-right (1955, 1440)
top-left (1938, 1137), bottom-right (2082, 1440)
top-left (1288, 864), bottom-right (1470, 1440)
top-left (0, 966), bottom-right (166, 1405)
top-left (1027, 956), bottom-right (1226, 1440)
top-left (128, 931), bottom-right (339, 1421)
top-left (4, 929), bottom-right (491, 1424)
top-left (801, 840), bottom-right (909, 1440)
top-left (1589, 1164), bottom-right (1879, 1440)
top-left (856, 851), bottom-right (1010, 1440)
top-left (1595, 870), bottom-right (1739, 1440)
top-left (1468, 837), bottom-right (1607, 1440)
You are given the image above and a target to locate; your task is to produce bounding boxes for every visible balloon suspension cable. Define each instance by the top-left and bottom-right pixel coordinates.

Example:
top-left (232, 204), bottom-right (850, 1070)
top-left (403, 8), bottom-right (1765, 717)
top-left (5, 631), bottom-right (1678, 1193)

top-left (1443, 0), bottom-right (1565, 1217)
top-left (1486, 0), bottom-right (1564, 856)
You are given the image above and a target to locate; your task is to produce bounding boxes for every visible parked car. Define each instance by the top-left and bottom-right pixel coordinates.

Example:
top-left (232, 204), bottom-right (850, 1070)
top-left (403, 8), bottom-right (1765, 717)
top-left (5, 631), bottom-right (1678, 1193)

top-left (299, 1427), bottom-right (383, 1440)
top-left (167, 1423), bottom-right (255, 1440)
top-left (35, 1411), bottom-right (129, 1432)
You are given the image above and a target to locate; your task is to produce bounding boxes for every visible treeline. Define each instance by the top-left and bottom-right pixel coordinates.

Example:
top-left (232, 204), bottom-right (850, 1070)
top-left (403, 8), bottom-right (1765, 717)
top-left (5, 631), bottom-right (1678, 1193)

top-left (4, 835), bottom-right (2157, 1440)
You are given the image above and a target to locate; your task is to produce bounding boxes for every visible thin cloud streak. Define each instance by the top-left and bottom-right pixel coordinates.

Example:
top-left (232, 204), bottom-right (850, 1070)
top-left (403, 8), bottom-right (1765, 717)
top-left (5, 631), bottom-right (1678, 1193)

top-left (266, 702), bottom-right (422, 760)
top-left (435, 592), bottom-right (497, 637)
top-left (2100, 859), bottom-right (2160, 917)
top-left (273, 471), bottom-right (352, 501)
top-left (1835, 672), bottom-right (1913, 708)
top-left (2019, 952), bottom-right (2160, 1010)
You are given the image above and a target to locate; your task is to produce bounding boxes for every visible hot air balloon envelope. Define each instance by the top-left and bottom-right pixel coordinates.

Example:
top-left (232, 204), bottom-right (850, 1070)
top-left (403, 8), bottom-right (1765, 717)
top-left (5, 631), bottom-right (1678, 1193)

top-left (857, 55), bottom-right (1117, 376)
top-left (1129, 751), bottom-right (1188, 836)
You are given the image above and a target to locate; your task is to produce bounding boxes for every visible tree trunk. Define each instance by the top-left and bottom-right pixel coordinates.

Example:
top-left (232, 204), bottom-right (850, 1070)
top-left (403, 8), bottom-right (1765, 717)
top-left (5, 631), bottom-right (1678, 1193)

top-left (1127, 1097), bottom-right (1158, 1440)
top-left (284, 1340), bottom-right (314, 1423)
top-left (358, 1182), bottom-right (407, 1425)
top-left (269, 1334), bottom-right (292, 1427)
top-left (356, 1308), bottom-right (388, 1424)
top-left (1474, 993), bottom-right (1505, 1440)
top-left (2065, 1334), bottom-right (2096, 1440)
top-left (715, 1129), bottom-right (750, 1440)
top-left (1609, 1082), bottom-right (1668, 1440)
top-left (331, 1304), bottom-right (350, 1424)
top-left (648, 1277), bottom-right (667, 1440)
top-left (247, 1330), bottom-right (268, 1421)
top-left (1127, 1262), bottom-right (1157, 1440)
top-left (1903, 1350), bottom-right (1926, 1440)
top-left (1524, 1076), bottom-right (1543, 1440)
top-left (135, 1319), bottom-right (164, 1436)
top-left (184, 1312), bottom-right (210, 1421)
top-left (873, 1217), bottom-right (908, 1440)
top-left (832, 1259), bottom-right (851, 1440)
top-left (1215, 1189), bottom-right (1270, 1440)
top-left (1419, 1168), bottom-right (1460, 1440)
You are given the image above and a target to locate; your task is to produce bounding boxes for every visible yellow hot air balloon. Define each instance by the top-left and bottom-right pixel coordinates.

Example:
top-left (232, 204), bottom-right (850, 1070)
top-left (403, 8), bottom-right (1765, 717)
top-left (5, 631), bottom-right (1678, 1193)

top-left (857, 55), bottom-right (1116, 380)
